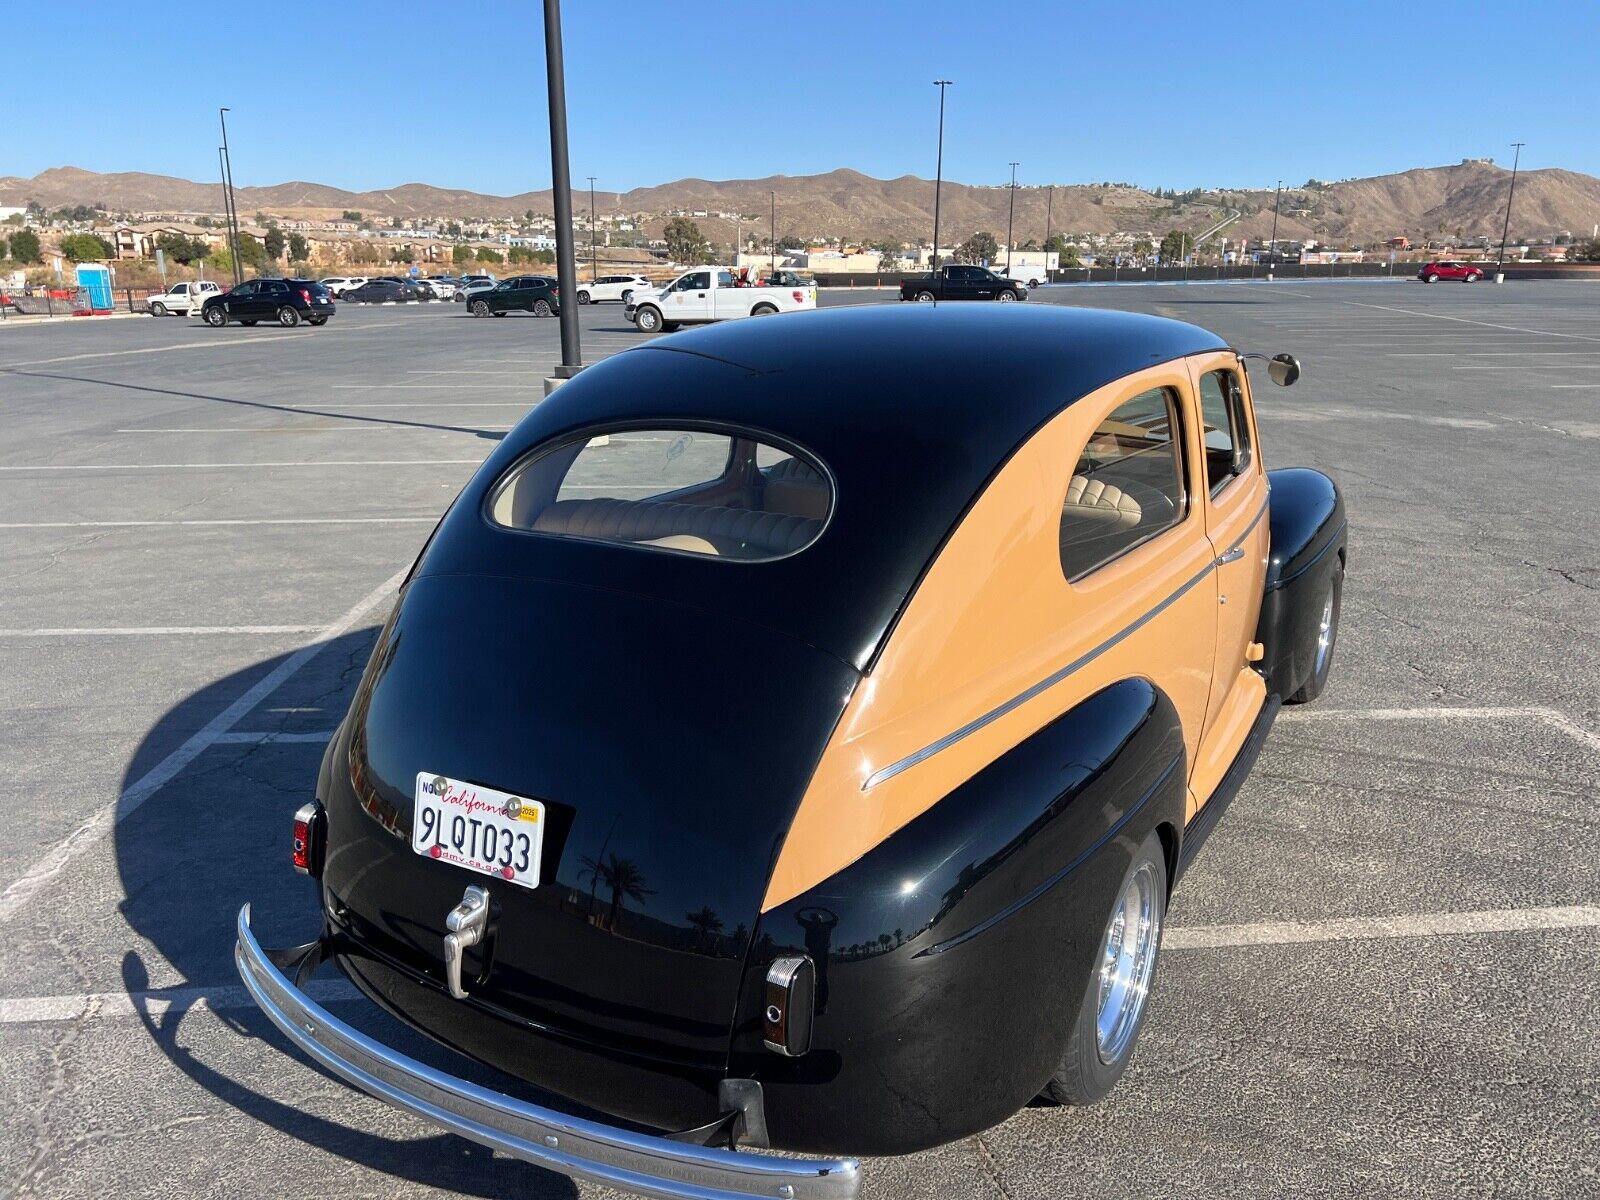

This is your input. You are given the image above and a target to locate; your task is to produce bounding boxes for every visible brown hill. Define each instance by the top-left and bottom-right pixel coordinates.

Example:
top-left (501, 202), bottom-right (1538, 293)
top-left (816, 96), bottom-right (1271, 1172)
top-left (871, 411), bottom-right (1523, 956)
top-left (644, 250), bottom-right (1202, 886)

top-left (3, 161), bottom-right (1595, 246)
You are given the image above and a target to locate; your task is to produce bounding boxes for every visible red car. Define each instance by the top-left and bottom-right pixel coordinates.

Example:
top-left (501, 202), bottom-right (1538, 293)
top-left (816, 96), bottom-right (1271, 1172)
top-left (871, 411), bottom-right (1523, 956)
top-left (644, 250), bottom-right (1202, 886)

top-left (1417, 260), bottom-right (1484, 283)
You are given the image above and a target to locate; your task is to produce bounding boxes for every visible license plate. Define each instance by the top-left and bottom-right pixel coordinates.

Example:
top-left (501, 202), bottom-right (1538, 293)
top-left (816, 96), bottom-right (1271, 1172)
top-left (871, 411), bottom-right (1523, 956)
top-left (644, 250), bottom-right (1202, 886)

top-left (412, 773), bottom-right (544, 890)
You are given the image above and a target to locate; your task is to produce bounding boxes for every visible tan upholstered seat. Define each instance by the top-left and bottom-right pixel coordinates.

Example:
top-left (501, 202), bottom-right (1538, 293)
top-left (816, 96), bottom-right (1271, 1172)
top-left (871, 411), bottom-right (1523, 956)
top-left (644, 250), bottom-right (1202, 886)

top-left (1063, 475), bottom-right (1142, 529)
top-left (533, 498), bottom-right (821, 559)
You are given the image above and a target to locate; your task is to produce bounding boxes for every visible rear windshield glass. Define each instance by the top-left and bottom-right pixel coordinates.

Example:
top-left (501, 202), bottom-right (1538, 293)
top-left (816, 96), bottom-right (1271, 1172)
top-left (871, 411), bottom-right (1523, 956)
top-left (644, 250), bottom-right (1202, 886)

top-left (488, 429), bottom-right (831, 561)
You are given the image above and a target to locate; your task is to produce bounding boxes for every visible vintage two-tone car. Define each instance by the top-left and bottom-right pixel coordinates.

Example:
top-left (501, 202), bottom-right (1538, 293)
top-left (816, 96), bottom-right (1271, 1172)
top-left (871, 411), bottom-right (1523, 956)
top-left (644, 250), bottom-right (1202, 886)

top-left (236, 304), bottom-right (1346, 1199)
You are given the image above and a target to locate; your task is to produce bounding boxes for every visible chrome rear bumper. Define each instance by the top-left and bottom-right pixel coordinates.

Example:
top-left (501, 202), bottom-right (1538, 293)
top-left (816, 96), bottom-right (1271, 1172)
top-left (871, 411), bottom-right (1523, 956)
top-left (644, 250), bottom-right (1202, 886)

top-left (234, 905), bottom-right (859, 1200)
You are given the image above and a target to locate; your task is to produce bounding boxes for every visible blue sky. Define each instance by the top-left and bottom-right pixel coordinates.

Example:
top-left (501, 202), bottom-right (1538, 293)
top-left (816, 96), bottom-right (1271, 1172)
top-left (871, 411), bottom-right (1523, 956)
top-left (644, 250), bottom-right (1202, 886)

top-left (9, 1), bottom-right (1596, 194)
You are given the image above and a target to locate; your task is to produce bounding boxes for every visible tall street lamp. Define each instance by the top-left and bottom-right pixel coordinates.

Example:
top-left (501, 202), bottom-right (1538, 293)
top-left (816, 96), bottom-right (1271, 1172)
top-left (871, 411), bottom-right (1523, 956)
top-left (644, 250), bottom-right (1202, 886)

top-left (1005, 161), bottom-right (1019, 273)
top-left (216, 146), bottom-right (234, 284)
top-left (931, 80), bottom-right (952, 271)
top-left (1268, 179), bottom-right (1282, 265)
top-left (543, 0), bottom-right (582, 376)
top-left (1044, 183), bottom-right (1054, 262)
top-left (1495, 142), bottom-right (1525, 284)
top-left (587, 175), bottom-right (597, 283)
top-left (218, 107), bottom-right (243, 286)
top-left (770, 190), bottom-right (776, 276)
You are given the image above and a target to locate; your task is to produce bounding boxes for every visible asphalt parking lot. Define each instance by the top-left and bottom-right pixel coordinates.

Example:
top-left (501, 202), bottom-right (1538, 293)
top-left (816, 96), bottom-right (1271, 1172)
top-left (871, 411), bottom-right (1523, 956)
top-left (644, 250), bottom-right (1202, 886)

top-left (1, 281), bottom-right (1596, 1199)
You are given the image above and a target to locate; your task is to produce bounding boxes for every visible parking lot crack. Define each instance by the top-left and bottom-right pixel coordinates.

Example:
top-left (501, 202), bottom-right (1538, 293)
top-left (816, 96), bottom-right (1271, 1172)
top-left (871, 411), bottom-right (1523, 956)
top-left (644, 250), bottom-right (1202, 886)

top-left (1521, 559), bottom-right (1599, 592)
top-left (973, 1134), bottom-right (1019, 1200)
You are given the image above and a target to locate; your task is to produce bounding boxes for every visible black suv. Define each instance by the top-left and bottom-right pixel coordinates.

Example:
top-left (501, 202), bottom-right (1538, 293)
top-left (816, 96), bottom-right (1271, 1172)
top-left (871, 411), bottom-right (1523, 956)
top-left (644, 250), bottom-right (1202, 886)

top-left (201, 278), bottom-right (335, 328)
top-left (468, 275), bottom-right (560, 317)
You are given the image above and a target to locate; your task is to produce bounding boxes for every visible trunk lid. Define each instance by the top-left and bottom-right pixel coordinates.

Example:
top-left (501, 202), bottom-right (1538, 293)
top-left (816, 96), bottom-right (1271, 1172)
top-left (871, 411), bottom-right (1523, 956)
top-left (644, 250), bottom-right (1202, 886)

top-left (321, 572), bottom-right (857, 1069)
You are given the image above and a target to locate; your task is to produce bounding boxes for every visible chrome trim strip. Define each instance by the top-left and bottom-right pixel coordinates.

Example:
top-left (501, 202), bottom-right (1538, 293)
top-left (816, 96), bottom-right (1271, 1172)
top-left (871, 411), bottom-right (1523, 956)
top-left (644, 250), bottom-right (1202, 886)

top-left (862, 498), bottom-right (1267, 792)
top-left (234, 907), bottom-right (860, 1200)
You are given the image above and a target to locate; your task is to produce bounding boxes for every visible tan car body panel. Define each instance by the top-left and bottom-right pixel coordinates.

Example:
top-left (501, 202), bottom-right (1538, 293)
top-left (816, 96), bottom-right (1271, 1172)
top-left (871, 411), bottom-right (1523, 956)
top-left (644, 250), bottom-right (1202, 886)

top-left (764, 357), bottom-right (1269, 912)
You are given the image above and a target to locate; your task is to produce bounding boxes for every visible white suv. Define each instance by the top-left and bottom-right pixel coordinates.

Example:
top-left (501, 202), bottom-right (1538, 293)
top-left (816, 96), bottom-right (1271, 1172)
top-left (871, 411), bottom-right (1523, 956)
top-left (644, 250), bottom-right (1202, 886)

top-left (147, 280), bottom-right (222, 316)
top-left (575, 274), bottom-right (657, 305)
top-left (320, 276), bottom-right (368, 298)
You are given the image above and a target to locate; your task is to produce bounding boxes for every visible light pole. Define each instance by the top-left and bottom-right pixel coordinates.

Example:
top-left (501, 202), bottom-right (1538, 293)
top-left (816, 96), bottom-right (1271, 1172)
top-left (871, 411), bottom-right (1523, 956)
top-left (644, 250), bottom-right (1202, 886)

top-left (931, 80), bottom-right (952, 271)
top-left (770, 190), bottom-right (776, 276)
top-left (1495, 142), bottom-right (1524, 284)
top-left (1268, 179), bottom-right (1282, 263)
top-left (218, 108), bottom-right (243, 286)
top-left (1005, 161), bottom-right (1018, 273)
top-left (543, 0), bottom-right (582, 376)
top-left (1044, 183), bottom-right (1053, 273)
top-left (216, 146), bottom-right (234, 283)
top-left (587, 175), bottom-right (597, 283)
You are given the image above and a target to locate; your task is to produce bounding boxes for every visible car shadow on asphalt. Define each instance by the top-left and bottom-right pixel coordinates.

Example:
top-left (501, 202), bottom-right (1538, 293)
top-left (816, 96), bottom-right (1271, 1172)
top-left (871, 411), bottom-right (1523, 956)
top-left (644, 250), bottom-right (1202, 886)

top-left (115, 631), bottom-right (577, 1197)
top-left (7, 369), bottom-right (512, 440)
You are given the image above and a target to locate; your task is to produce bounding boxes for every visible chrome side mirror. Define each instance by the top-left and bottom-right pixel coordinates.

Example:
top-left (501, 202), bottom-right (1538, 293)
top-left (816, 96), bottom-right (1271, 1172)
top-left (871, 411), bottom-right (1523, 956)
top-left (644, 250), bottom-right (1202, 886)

top-left (1268, 353), bottom-right (1301, 387)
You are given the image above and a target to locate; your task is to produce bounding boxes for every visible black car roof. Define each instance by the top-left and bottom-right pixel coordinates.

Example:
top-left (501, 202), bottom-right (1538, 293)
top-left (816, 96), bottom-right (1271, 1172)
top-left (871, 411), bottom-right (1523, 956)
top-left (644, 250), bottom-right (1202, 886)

top-left (422, 304), bottom-right (1227, 670)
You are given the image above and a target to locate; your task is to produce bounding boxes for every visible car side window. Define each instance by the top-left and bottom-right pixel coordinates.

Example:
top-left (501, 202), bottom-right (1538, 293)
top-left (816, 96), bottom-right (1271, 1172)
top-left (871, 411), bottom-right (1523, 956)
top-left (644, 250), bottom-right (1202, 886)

top-left (233, 281), bottom-right (257, 296)
top-left (1198, 368), bottom-right (1252, 494)
top-left (1059, 387), bottom-right (1187, 582)
top-left (681, 272), bottom-right (710, 290)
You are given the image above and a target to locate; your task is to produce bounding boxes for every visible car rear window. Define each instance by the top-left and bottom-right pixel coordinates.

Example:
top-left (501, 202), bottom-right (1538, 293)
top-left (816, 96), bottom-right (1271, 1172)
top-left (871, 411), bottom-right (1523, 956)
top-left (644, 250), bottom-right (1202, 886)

top-left (487, 428), bottom-right (832, 561)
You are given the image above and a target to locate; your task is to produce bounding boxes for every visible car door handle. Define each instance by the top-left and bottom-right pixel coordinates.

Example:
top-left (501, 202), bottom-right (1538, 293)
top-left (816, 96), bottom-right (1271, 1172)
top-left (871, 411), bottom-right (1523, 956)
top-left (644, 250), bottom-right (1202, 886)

top-left (1215, 546), bottom-right (1245, 566)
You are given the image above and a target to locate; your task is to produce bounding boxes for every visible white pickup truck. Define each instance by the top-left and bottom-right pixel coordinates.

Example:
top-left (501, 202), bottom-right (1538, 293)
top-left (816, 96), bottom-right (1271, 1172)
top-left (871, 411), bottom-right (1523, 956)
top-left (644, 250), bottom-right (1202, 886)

top-left (624, 267), bottom-right (816, 333)
top-left (147, 280), bottom-right (222, 316)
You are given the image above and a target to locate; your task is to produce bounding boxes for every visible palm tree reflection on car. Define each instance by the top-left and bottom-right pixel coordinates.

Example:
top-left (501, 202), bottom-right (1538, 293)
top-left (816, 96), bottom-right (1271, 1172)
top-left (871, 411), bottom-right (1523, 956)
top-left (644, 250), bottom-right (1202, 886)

top-left (579, 852), bottom-right (655, 934)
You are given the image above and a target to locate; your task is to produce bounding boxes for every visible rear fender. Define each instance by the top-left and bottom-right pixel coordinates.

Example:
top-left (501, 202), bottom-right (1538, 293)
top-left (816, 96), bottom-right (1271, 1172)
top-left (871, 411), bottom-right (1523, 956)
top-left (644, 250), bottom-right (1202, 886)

top-left (1256, 468), bottom-right (1347, 699)
top-left (730, 677), bottom-right (1186, 1155)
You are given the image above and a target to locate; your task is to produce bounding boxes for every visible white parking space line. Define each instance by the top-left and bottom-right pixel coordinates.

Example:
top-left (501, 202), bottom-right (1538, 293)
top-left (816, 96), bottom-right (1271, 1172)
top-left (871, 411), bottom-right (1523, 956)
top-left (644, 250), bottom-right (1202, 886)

top-left (289, 402), bottom-right (531, 409)
top-left (1453, 364), bottom-right (1600, 371)
top-left (1166, 905), bottom-right (1600, 951)
top-left (113, 426), bottom-right (514, 433)
top-left (1282, 704), bottom-right (1600, 755)
top-left (0, 518), bottom-right (438, 529)
top-left (0, 459), bottom-right (483, 472)
top-left (0, 979), bottom-right (360, 1025)
top-left (0, 566), bottom-right (409, 924)
top-left (329, 384), bottom-right (533, 390)
top-left (0, 626), bottom-right (321, 638)
top-left (1, 324), bottom-right (405, 368)
top-left (1552, 384), bottom-right (1600, 389)
top-left (5, 903), bottom-right (1595, 1025)
top-left (213, 730), bottom-right (337, 744)
top-left (1286, 294), bottom-right (1600, 344)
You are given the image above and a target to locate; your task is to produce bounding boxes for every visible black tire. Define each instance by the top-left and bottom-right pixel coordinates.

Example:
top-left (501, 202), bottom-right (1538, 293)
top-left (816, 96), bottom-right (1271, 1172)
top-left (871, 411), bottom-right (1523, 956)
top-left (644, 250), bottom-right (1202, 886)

top-left (1027, 278), bottom-right (1041, 289)
top-left (996, 289), bottom-right (1018, 302)
top-left (621, 289), bottom-right (634, 303)
top-left (203, 307), bottom-right (226, 327)
top-left (634, 305), bottom-right (663, 333)
top-left (471, 299), bottom-right (490, 318)
top-left (661, 321), bottom-right (681, 332)
top-left (1045, 832), bottom-right (1167, 1106)
top-left (576, 290), bottom-right (591, 305)
top-left (533, 299), bottom-right (553, 317)
top-left (915, 289), bottom-right (936, 302)
top-left (150, 302), bottom-right (167, 317)
top-left (1286, 564), bottom-right (1342, 704)
top-left (277, 306), bottom-right (301, 328)
top-left (751, 303), bottom-right (778, 316)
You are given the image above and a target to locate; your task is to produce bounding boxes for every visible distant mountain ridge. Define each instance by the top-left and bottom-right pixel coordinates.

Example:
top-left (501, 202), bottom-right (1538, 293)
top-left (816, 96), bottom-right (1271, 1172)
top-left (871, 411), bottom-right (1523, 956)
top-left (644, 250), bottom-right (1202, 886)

top-left (3, 161), bottom-right (1596, 246)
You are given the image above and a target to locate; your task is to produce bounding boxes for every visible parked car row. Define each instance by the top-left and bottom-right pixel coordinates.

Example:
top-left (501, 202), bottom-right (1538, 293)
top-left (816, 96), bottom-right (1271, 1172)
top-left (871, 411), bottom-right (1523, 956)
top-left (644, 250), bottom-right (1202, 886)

top-left (327, 275), bottom-right (466, 302)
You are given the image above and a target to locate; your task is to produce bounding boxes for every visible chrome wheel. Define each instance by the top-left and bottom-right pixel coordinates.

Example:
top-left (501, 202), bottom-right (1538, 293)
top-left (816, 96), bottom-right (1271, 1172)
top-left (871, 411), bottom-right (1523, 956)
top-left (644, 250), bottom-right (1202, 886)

top-left (915, 290), bottom-right (936, 302)
top-left (996, 290), bottom-right (1017, 302)
top-left (1313, 587), bottom-right (1336, 676)
top-left (1096, 860), bottom-right (1162, 1065)
top-left (533, 299), bottom-right (552, 317)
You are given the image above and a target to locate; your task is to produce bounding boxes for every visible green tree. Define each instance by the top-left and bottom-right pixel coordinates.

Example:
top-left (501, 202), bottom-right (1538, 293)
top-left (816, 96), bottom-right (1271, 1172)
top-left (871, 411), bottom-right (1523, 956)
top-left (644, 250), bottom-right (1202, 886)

top-left (263, 227), bottom-right (287, 261)
top-left (777, 234), bottom-right (805, 251)
top-left (0, 234), bottom-right (8, 260)
top-left (287, 232), bottom-right (310, 261)
top-left (9, 228), bottom-right (41, 263)
top-left (507, 245), bottom-right (534, 264)
top-left (532, 248), bottom-right (555, 265)
top-left (2, 212), bottom-right (23, 226)
top-left (954, 231), bottom-right (1000, 265)
top-left (156, 231), bottom-right (206, 264)
top-left (476, 247), bottom-right (503, 263)
top-left (451, 243), bottom-right (473, 265)
top-left (1132, 237), bottom-right (1154, 259)
top-left (58, 232), bottom-right (114, 262)
top-left (1159, 230), bottom-right (1193, 261)
top-left (663, 216), bottom-right (711, 264)
top-left (205, 246), bottom-right (234, 273)
top-left (1059, 243), bottom-right (1082, 267)
top-left (341, 210), bottom-right (362, 222)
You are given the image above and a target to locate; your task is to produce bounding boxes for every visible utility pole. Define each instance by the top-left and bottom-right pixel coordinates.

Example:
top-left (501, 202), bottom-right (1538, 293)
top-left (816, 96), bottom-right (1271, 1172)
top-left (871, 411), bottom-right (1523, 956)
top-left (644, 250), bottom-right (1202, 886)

top-left (1004, 162), bottom-right (1019, 273)
top-left (770, 190), bottom-right (776, 276)
top-left (543, 0), bottom-right (582, 376)
top-left (587, 175), bottom-right (597, 283)
top-left (931, 80), bottom-right (952, 271)
top-left (1044, 183), bottom-right (1054, 264)
top-left (1495, 142), bottom-right (1524, 284)
top-left (218, 108), bottom-right (243, 286)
